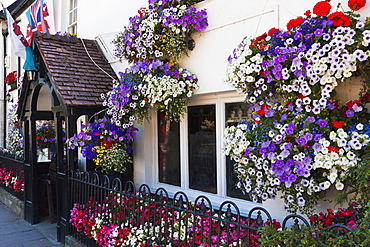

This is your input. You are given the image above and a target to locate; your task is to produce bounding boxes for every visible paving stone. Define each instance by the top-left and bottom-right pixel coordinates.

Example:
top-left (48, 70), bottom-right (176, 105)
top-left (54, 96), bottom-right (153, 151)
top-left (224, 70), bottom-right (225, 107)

top-left (0, 201), bottom-right (62, 246)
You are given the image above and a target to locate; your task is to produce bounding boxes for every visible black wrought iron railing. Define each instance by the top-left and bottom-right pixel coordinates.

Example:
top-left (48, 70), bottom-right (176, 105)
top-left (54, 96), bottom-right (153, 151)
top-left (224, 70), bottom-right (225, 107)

top-left (0, 151), bottom-right (24, 200)
top-left (69, 170), bottom-right (354, 247)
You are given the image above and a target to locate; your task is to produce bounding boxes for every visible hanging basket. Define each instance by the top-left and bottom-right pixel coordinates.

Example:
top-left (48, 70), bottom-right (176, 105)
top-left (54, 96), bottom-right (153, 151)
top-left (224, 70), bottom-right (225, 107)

top-left (9, 82), bottom-right (17, 91)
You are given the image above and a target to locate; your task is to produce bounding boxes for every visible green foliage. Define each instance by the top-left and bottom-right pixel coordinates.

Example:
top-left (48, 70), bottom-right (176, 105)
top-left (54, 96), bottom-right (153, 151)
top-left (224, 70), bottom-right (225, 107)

top-left (336, 146), bottom-right (370, 207)
top-left (259, 224), bottom-right (321, 247)
top-left (259, 206), bottom-right (370, 247)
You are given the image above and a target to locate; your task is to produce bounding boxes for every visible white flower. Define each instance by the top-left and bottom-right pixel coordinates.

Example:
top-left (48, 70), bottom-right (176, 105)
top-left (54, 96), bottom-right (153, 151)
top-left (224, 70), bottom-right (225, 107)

top-left (356, 123), bottom-right (364, 130)
top-left (335, 181), bottom-right (344, 190)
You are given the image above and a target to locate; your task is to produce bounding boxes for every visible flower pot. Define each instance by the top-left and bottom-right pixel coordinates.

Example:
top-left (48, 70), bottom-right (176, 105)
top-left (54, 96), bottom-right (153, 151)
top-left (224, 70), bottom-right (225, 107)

top-left (9, 82), bottom-right (17, 91)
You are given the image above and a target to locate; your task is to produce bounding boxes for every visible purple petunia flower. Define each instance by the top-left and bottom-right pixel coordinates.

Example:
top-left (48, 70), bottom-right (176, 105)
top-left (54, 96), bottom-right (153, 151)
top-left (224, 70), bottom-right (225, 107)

top-left (281, 114), bottom-right (288, 121)
top-left (313, 143), bottom-right (322, 152)
top-left (296, 137), bottom-right (307, 146)
top-left (296, 167), bottom-right (306, 176)
top-left (283, 142), bottom-right (293, 150)
top-left (268, 144), bottom-right (276, 151)
top-left (281, 149), bottom-right (290, 158)
top-left (273, 168), bottom-right (284, 176)
top-left (304, 132), bottom-right (313, 141)
top-left (265, 109), bottom-right (275, 117)
top-left (288, 103), bottom-right (294, 111)
top-left (286, 127), bottom-right (294, 135)
top-left (285, 158), bottom-right (294, 168)
top-left (346, 110), bottom-right (354, 117)
top-left (306, 116), bottom-right (315, 123)
top-left (275, 159), bottom-right (285, 167)
top-left (261, 141), bottom-right (271, 148)
top-left (314, 134), bottom-right (322, 142)
top-left (280, 174), bottom-right (289, 182)
top-left (303, 156), bottom-right (312, 165)
top-left (314, 29), bottom-right (323, 36)
top-left (353, 104), bottom-right (363, 112)
top-left (317, 119), bottom-right (328, 127)
top-left (288, 174), bottom-right (297, 183)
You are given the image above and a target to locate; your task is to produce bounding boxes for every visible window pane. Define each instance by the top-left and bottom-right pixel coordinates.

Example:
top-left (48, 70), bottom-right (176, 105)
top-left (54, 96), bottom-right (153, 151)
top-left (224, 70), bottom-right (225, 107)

top-left (225, 102), bottom-right (252, 200)
top-left (158, 112), bottom-right (180, 186)
top-left (188, 105), bottom-right (216, 193)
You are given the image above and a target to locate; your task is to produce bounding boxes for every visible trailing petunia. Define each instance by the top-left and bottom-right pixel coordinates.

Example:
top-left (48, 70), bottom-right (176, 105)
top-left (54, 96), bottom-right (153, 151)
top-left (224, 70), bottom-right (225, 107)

top-left (225, 0), bottom-right (370, 214)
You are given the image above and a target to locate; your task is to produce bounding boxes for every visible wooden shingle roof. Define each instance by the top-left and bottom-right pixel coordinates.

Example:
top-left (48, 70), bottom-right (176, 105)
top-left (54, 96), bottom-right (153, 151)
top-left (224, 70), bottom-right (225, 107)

top-left (33, 32), bottom-right (117, 107)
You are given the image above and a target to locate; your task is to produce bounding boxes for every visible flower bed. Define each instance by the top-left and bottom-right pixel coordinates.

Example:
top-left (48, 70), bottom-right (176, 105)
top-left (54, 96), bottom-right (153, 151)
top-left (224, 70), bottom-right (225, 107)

top-left (0, 166), bottom-right (24, 193)
top-left (224, 0), bottom-right (370, 214)
top-left (259, 202), bottom-right (370, 246)
top-left (70, 194), bottom-right (280, 247)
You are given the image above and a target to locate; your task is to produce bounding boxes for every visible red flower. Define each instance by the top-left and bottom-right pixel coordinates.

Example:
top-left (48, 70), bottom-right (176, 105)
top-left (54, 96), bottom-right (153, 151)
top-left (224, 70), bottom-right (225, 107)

top-left (313, 1), bottom-right (332, 16)
top-left (137, 7), bottom-right (146, 18)
top-left (348, 0), bottom-right (366, 11)
top-left (268, 27), bottom-right (279, 36)
top-left (94, 132), bottom-right (100, 136)
top-left (332, 120), bottom-right (345, 128)
top-left (360, 92), bottom-right (370, 104)
top-left (252, 33), bottom-right (267, 45)
top-left (328, 11), bottom-right (352, 26)
top-left (346, 100), bottom-right (362, 110)
top-left (285, 136), bottom-right (294, 143)
top-left (328, 146), bottom-right (339, 152)
top-left (5, 71), bottom-right (17, 84)
top-left (304, 10), bottom-right (312, 17)
top-left (287, 17), bottom-right (304, 30)
top-left (298, 93), bottom-right (305, 99)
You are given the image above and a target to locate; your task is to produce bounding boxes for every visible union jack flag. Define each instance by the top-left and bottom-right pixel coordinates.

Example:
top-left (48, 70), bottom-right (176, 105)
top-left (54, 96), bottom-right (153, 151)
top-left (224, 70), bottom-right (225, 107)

top-left (26, 0), bottom-right (55, 45)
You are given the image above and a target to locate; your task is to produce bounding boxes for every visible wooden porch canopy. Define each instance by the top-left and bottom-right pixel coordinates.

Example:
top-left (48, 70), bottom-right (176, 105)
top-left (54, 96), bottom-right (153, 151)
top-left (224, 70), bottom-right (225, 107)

top-left (16, 31), bottom-right (117, 240)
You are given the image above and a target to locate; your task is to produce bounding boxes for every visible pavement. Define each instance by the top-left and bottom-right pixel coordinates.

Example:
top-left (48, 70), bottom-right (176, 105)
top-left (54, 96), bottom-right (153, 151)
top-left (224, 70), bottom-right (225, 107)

top-left (0, 201), bottom-right (64, 247)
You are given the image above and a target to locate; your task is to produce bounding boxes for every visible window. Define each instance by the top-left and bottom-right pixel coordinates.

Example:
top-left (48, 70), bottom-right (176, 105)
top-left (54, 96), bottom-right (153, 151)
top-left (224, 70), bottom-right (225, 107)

top-left (188, 105), bottom-right (216, 193)
top-left (158, 112), bottom-right (181, 186)
top-left (225, 102), bottom-right (251, 200)
top-left (68, 0), bottom-right (77, 34)
top-left (156, 94), bottom-right (254, 203)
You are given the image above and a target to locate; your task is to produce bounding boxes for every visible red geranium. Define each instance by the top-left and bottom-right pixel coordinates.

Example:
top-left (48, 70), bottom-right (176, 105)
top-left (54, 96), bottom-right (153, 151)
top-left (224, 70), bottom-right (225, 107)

top-left (286, 17), bottom-right (304, 31)
top-left (304, 10), bottom-right (311, 17)
top-left (332, 120), bottom-right (345, 128)
top-left (346, 100), bottom-right (362, 110)
top-left (328, 11), bottom-right (352, 26)
top-left (251, 33), bottom-right (267, 45)
top-left (5, 71), bottom-right (17, 85)
top-left (313, 1), bottom-right (332, 16)
top-left (348, 0), bottom-right (366, 11)
top-left (268, 27), bottom-right (279, 36)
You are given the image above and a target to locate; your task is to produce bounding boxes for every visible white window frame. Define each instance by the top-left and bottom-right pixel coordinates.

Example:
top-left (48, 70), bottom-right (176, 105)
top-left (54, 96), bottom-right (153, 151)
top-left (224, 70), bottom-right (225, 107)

top-left (148, 91), bottom-right (261, 210)
top-left (68, 0), bottom-right (77, 34)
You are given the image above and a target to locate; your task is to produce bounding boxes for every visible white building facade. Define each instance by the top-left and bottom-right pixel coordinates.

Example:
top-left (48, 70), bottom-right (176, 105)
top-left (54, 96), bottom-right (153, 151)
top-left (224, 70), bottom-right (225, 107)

top-left (2, 0), bottom-right (369, 222)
